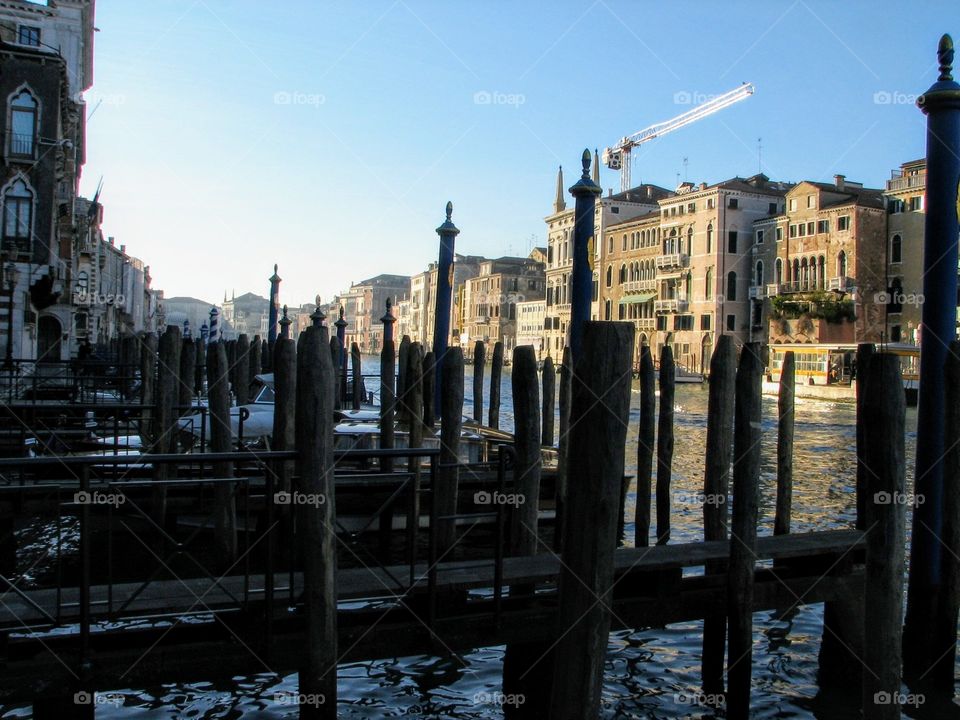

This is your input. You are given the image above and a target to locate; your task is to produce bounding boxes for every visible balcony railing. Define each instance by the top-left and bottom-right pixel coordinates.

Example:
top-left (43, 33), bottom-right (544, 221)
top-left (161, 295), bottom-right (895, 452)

top-left (749, 285), bottom-right (766, 299)
top-left (886, 171), bottom-right (926, 192)
top-left (622, 279), bottom-right (656, 293)
top-left (7, 132), bottom-right (35, 158)
top-left (654, 299), bottom-right (688, 314)
top-left (634, 318), bottom-right (656, 330)
top-left (828, 276), bottom-right (855, 292)
top-left (655, 253), bottom-right (689, 271)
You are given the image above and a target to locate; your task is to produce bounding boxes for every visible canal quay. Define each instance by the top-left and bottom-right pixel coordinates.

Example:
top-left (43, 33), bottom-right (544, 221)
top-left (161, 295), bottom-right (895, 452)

top-left (0, 0), bottom-right (959, 717)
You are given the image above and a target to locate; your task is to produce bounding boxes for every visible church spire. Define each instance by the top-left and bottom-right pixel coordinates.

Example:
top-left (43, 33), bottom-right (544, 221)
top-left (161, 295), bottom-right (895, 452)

top-left (553, 165), bottom-right (566, 213)
top-left (592, 148), bottom-right (600, 184)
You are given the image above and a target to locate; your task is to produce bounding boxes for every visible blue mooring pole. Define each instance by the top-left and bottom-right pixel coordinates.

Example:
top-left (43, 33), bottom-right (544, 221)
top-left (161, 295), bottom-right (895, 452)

top-left (569, 149), bottom-right (602, 360)
top-left (268, 264), bottom-right (281, 344)
top-left (904, 34), bottom-right (960, 688)
top-left (432, 201), bottom-right (459, 416)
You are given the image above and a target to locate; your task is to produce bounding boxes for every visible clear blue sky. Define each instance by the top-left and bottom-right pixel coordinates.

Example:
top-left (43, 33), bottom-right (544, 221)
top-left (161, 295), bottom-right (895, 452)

top-left (79, 0), bottom-right (950, 306)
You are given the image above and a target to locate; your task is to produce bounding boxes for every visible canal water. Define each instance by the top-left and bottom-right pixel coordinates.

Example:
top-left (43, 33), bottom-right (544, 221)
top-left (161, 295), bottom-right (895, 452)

top-left (2, 357), bottom-right (923, 719)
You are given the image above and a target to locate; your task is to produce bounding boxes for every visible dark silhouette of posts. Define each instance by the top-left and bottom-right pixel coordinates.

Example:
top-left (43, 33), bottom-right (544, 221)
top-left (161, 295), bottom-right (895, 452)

top-left (862, 354), bottom-right (906, 719)
top-left (432, 202), bottom-right (459, 417)
top-left (541, 355), bottom-right (555, 446)
top-left (567, 149), bottom-right (601, 360)
top-left (398, 335), bottom-right (411, 425)
top-left (555, 347), bottom-right (572, 551)
top-left (294, 326), bottom-right (338, 718)
top-left (423, 351), bottom-right (436, 428)
top-left (261, 337), bottom-right (270, 372)
top-left (405, 343), bottom-right (424, 568)
top-left (208, 341), bottom-right (237, 563)
top-left (235, 334), bottom-right (250, 407)
top-left (775, 351), bottom-right (795, 535)
top-left (139, 332), bottom-right (157, 440)
top-left (855, 343), bottom-right (875, 529)
top-left (635, 344), bottom-right (655, 547)
top-left (511, 345), bottom-right (541, 554)
top-left (700, 335), bottom-right (736, 695)
top-left (380, 300), bottom-right (397, 473)
top-left (940, 341), bottom-right (960, 692)
top-left (267, 264), bottom-right (280, 344)
top-left (329, 337), bottom-right (341, 410)
top-left (249, 335), bottom-right (262, 388)
top-left (550, 321), bottom-right (634, 718)
top-left (273, 310), bottom-right (296, 496)
top-left (152, 327), bottom-right (181, 522)
top-left (351, 343), bottom-right (362, 410)
top-left (194, 337), bottom-right (205, 397)
top-left (905, 35), bottom-right (960, 685)
top-left (436, 347), bottom-right (464, 554)
top-left (472, 340), bottom-right (485, 424)
top-left (656, 345), bottom-right (675, 545)
top-left (335, 307), bottom-right (348, 407)
top-left (178, 337), bottom-right (196, 449)
top-left (726, 343), bottom-right (763, 720)
top-left (489, 341), bottom-right (504, 429)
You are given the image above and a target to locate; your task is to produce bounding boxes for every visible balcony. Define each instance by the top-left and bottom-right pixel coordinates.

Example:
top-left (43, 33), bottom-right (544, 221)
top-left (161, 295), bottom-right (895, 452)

top-left (7, 132), bottom-right (35, 158)
top-left (634, 318), bottom-right (656, 331)
top-left (655, 253), bottom-right (689, 272)
top-left (622, 279), bottom-right (656, 293)
top-left (828, 276), bottom-right (855, 292)
top-left (886, 171), bottom-right (926, 192)
top-left (654, 299), bottom-right (688, 314)
top-left (748, 285), bottom-right (766, 299)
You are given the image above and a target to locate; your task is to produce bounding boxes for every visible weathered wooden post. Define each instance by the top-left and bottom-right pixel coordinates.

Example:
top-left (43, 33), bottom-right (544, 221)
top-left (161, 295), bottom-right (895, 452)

top-left (726, 342), bottom-right (763, 720)
top-left (541, 355), bottom-right (555, 446)
top-left (152, 327), bottom-right (181, 521)
top-left (432, 202), bottom-right (459, 417)
top-left (294, 325), bottom-right (338, 718)
top-left (178, 337), bottom-right (196, 452)
top-left (472, 340), bottom-right (485, 424)
top-left (489, 341), bottom-right (504, 429)
top-left (905, 35), bottom-right (960, 685)
top-left (121, 334), bottom-right (139, 400)
top-left (436, 347), bottom-right (464, 554)
top-left (862, 354), bottom-right (906, 720)
top-left (635, 344), bottom-right (655, 547)
top-left (550, 321), bottom-right (634, 718)
top-left (555, 347), bottom-right (572, 551)
top-left (656, 345), bottom-right (675, 545)
top-left (405, 342), bottom-right (424, 567)
top-left (208, 341), bottom-right (237, 563)
top-left (267, 264), bottom-right (281, 345)
top-left (775, 351), bottom-right (795, 535)
top-left (567, 149), bottom-right (601, 360)
top-left (855, 343), bottom-right (875, 530)
top-left (351, 343), bottom-right (362, 411)
top-left (335, 307), bottom-right (348, 408)
top-left (380, 299), bottom-right (397, 473)
top-left (423, 351), bottom-right (436, 428)
top-left (139, 332), bottom-right (157, 440)
top-left (194, 337), bottom-right (206, 397)
top-left (700, 334), bottom-right (736, 695)
top-left (235, 334), bottom-right (251, 407)
top-left (329, 337), bottom-right (341, 410)
top-left (273, 309), bottom-right (296, 496)
top-left (261, 337), bottom-right (271, 372)
top-left (249, 335), bottom-right (262, 388)
top-left (397, 335), bottom-right (411, 425)
top-left (225, 339), bottom-right (237, 397)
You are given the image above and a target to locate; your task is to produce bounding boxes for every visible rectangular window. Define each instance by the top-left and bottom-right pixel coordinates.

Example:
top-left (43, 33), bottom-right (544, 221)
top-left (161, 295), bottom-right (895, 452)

top-left (756, 229), bottom-right (764, 244)
top-left (611, 206), bottom-right (619, 214)
top-left (807, 195), bottom-right (815, 208)
top-left (701, 314), bottom-right (711, 330)
top-left (798, 223), bottom-right (806, 237)
top-left (728, 230), bottom-right (737, 253)
top-left (817, 219), bottom-right (830, 234)
top-left (789, 224), bottom-right (797, 238)
top-left (838, 215), bottom-right (851, 231)
top-left (768, 202), bottom-right (778, 214)
top-left (3, 197), bottom-right (31, 239)
top-left (688, 203), bottom-right (696, 213)
top-left (673, 315), bottom-right (693, 331)
top-left (656, 316), bottom-right (667, 331)
top-left (728, 198), bottom-right (739, 209)
top-left (726, 314), bottom-right (735, 331)
top-left (789, 198), bottom-right (797, 211)
top-left (776, 227), bottom-right (783, 241)
top-left (909, 196), bottom-right (922, 211)
top-left (707, 198), bottom-right (716, 210)
top-left (807, 221), bottom-right (815, 235)
top-left (18, 26), bottom-right (40, 46)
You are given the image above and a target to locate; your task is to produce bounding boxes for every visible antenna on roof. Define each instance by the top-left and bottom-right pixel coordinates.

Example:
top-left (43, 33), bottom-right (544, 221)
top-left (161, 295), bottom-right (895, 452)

top-left (757, 137), bottom-right (762, 173)
top-left (683, 157), bottom-right (689, 182)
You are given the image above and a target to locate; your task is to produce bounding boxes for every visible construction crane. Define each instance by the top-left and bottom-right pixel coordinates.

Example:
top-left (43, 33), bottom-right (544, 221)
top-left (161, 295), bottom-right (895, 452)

top-left (602, 82), bottom-right (755, 192)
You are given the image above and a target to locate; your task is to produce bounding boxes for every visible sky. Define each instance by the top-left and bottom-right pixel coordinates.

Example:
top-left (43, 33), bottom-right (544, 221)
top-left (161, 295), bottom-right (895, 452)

top-left (78, 0), bottom-right (951, 308)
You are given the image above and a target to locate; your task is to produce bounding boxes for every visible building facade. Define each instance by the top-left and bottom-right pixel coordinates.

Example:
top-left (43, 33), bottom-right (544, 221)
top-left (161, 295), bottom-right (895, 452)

top-left (882, 159), bottom-right (926, 343)
top-left (515, 298), bottom-right (546, 359)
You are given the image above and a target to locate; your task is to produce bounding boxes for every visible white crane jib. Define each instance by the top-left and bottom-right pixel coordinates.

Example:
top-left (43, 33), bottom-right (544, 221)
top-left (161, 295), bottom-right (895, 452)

top-left (602, 82), bottom-right (755, 192)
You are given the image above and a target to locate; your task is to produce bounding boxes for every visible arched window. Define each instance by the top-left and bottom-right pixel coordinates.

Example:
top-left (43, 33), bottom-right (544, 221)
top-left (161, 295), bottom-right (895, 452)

top-left (801, 257), bottom-right (809, 289)
top-left (818, 255), bottom-right (825, 289)
top-left (622, 234), bottom-right (628, 251)
top-left (619, 264), bottom-right (627, 284)
top-left (9, 89), bottom-right (38, 156)
top-left (706, 224), bottom-right (713, 253)
top-left (793, 259), bottom-right (800, 285)
top-left (727, 271), bottom-right (737, 301)
top-left (705, 267), bottom-right (714, 300)
top-left (775, 258), bottom-right (783, 285)
top-left (605, 265), bottom-right (612, 288)
top-left (891, 234), bottom-right (902, 264)
top-left (837, 250), bottom-right (847, 278)
top-left (809, 256), bottom-right (817, 289)
top-left (755, 260), bottom-right (763, 288)
top-left (604, 299), bottom-right (611, 321)
top-left (3, 177), bottom-right (34, 243)
top-left (685, 272), bottom-right (692, 302)
top-left (687, 227), bottom-right (694, 255)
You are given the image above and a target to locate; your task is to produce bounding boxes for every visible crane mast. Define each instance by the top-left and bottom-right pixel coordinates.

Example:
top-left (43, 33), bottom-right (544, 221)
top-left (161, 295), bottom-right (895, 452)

top-left (603, 82), bottom-right (755, 192)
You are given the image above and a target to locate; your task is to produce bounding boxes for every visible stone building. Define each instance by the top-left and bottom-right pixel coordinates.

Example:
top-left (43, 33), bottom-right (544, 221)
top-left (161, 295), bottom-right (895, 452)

top-left (461, 252), bottom-right (545, 359)
top-left (221, 291), bottom-right (269, 340)
top-left (329, 273), bottom-right (409, 353)
top-left (515, 298), bottom-right (546, 359)
top-left (882, 159), bottom-right (926, 343)
top-left (754, 176), bottom-right (888, 345)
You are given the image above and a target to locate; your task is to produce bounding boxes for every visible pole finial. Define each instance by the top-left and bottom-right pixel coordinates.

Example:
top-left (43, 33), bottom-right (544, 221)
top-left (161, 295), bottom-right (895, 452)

top-left (279, 304), bottom-right (291, 338)
top-left (939, 34), bottom-right (955, 81)
top-left (445, 201), bottom-right (453, 221)
top-left (580, 148), bottom-right (591, 180)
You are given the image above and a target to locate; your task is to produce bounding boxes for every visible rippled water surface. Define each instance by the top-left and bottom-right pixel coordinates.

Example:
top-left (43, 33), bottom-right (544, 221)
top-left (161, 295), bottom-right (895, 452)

top-left (3, 358), bottom-right (928, 718)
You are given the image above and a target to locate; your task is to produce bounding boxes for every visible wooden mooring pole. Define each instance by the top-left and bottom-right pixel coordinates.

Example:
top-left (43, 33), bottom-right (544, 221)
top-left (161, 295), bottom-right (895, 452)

top-left (351, 343), bottom-right (362, 411)
top-left (541, 355), bottom-right (555, 446)
top-left (726, 342), bottom-right (762, 720)
top-left (380, 302), bottom-right (397, 473)
top-left (656, 345), bottom-right (675, 545)
top-left (550, 321), bottom-right (634, 719)
top-left (423, 351), bottom-right (436, 429)
top-left (208, 341), bottom-right (237, 563)
top-left (235, 334), bottom-right (251, 406)
top-left (700, 334), bottom-right (735, 695)
top-left (472, 340), bottom-right (485, 424)
top-left (436, 346), bottom-right (463, 554)
top-left (139, 332), bottom-right (157, 439)
top-left (554, 346), bottom-right (571, 552)
top-left (294, 325), bottom-right (338, 718)
top-left (635, 344), bottom-right (655, 547)
top-left (489, 341), bottom-right (504, 429)
top-left (775, 351), bottom-right (795, 535)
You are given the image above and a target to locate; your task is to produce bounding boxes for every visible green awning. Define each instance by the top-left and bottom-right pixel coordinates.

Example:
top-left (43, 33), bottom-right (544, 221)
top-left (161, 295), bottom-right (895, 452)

top-left (619, 293), bottom-right (655, 305)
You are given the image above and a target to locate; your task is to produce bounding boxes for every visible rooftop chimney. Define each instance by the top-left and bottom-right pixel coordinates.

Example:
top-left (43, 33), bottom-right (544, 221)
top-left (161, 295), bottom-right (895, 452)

top-left (108, 236), bottom-right (115, 246)
top-left (834, 174), bottom-right (845, 190)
